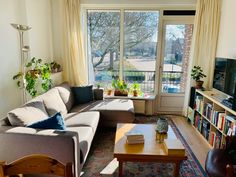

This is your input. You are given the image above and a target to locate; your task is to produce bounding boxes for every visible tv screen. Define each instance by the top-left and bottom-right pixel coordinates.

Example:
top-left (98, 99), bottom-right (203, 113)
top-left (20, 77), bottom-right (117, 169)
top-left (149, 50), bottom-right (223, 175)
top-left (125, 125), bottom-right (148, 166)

top-left (213, 58), bottom-right (236, 97)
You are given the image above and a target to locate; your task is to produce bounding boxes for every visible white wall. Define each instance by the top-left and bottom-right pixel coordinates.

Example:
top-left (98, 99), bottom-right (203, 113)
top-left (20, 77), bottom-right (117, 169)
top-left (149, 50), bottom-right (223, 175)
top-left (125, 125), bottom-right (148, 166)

top-left (0, 0), bottom-right (25, 119)
top-left (25, 0), bottom-right (53, 60)
top-left (216, 0), bottom-right (236, 59)
top-left (51, 0), bottom-right (64, 65)
top-left (0, 0), bottom-right (53, 118)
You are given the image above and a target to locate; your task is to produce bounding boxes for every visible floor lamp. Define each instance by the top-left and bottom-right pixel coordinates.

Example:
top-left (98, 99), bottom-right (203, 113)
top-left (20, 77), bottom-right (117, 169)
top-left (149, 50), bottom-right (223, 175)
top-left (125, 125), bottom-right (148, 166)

top-left (11, 23), bottom-right (31, 103)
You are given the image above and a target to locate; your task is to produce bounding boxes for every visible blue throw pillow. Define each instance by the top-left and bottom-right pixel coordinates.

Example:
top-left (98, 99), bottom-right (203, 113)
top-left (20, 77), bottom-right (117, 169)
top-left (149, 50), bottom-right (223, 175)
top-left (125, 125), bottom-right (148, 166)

top-left (72, 85), bottom-right (93, 104)
top-left (27, 112), bottom-right (66, 130)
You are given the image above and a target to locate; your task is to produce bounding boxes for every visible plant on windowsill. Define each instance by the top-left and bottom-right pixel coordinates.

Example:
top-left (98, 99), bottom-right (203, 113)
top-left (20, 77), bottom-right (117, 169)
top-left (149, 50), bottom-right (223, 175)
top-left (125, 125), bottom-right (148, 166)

top-left (13, 57), bottom-right (52, 97)
top-left (112, 78), bottom-right (128, 96)
top-left (191, 65), bottom-right (206, 89)
top-left (130, 82), bottom-right (141, 97)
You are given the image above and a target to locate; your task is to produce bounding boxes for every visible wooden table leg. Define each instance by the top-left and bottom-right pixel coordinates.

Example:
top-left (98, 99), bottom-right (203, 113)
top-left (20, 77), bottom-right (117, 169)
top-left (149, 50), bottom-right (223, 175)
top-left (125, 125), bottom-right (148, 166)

top-left (118, 160), bottom-right (123, 177)
top-left (174, 161), bottom-right (180, 177)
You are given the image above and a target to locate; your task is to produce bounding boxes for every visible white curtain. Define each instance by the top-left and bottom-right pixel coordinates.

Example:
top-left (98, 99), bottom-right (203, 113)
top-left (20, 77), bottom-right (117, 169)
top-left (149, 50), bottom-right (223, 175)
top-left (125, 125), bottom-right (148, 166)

top-left (61, 0), bottom-right (88, 86)
top-left (183, 0), bottom-right (221, 115)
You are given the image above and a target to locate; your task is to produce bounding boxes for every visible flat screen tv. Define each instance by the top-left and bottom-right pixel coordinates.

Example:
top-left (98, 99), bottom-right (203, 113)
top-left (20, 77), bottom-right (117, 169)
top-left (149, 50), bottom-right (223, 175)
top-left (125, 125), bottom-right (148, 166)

top-left (213, 58), bottom-right (236, 97)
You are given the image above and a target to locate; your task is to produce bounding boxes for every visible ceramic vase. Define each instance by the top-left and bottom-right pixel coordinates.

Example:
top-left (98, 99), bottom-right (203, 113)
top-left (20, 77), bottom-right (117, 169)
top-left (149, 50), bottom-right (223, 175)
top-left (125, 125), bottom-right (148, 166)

top-left (156, 117), bottom-right (168, 133)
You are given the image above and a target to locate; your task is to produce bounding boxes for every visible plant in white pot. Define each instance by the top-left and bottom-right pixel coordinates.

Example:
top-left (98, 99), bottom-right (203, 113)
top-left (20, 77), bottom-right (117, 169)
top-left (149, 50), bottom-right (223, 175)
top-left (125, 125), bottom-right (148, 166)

top-left (191, 65), bottom-right (206, 89)
top-left (13, 57), bottom-right (52, 97)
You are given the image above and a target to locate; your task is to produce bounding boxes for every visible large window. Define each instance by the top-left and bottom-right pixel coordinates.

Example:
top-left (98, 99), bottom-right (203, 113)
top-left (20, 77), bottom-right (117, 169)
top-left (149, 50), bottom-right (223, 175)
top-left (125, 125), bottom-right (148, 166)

top-left (87, 10), bottom-right (159, 93)
top-left (124, 11), bottom-right (159, 92)
top-left (87, 10), bottom-right (120, 87)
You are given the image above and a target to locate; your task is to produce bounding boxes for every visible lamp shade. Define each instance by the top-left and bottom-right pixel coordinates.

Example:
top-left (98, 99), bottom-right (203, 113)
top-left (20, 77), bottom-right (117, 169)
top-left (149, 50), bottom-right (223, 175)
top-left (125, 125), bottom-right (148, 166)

top-left (11, 23), bottom-right (31, 31)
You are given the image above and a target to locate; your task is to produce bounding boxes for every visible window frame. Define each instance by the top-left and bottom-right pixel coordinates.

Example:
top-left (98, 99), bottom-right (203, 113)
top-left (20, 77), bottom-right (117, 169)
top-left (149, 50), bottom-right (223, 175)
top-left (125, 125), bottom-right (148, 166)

top-left (159, 17), bottom-right (195, 96)
top-left (82, 4), bottom-right (195, 94)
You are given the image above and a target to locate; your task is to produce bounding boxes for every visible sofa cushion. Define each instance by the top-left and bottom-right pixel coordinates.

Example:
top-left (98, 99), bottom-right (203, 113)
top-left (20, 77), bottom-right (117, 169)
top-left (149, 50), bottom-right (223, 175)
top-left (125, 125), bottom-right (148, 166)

top-left (41, 88), bottom-right (67, 116)
top-left (66, 126), bottom-right (94, 164)
top-left (72, 85), bottom-right (93, 104)
top-left (56, 82), bottom-right (74, 111)
top-left (69, 100), bottom-right (103, 113)
top-left (27, 112), bottom-right (66, 130)
top-left (90, 99), bottom-right (134, 112)
top-left (64, 111), bottom-right (100, 133)
top-left (7, 101), bottom-right (49, 126)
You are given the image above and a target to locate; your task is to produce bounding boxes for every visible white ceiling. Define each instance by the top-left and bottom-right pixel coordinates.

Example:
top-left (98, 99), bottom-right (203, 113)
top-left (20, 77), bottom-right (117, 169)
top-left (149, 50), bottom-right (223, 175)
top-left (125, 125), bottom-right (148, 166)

top-left (81, 0), bottom-right (197, 5)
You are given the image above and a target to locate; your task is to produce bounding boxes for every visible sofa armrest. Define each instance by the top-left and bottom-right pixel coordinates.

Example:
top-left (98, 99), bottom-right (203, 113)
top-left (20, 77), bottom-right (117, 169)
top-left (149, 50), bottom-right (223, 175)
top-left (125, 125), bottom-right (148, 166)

top-left (0, 127), bottom-right (80, 177)
top-left (0, 117), bottom-right (11, 126)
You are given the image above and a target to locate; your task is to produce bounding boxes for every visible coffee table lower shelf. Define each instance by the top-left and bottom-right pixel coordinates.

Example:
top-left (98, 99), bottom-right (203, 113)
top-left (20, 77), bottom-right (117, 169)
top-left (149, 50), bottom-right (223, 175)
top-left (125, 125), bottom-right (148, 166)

top-left (114, 154), bottom-right (187, 177)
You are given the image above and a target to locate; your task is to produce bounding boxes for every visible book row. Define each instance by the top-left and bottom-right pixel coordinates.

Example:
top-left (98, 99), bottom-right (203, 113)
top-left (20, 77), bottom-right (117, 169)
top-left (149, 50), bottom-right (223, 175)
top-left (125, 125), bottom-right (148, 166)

top-left (194, 96), bottom-right (236, 135)
top-left (194, 113), bottom-right (223, 148)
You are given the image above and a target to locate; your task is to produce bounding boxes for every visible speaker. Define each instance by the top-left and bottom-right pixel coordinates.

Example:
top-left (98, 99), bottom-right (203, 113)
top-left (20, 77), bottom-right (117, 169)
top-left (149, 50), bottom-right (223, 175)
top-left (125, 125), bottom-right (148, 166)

top-left (232, 83), bottom-right (236, 111)
top-left (189, 87), bottom-right (196, 109)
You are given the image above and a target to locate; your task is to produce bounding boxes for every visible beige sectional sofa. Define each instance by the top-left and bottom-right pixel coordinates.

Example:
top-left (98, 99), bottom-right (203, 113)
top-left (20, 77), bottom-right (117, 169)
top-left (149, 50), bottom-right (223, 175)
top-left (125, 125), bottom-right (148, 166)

top-left (0, 82), bottom-right (134, 177)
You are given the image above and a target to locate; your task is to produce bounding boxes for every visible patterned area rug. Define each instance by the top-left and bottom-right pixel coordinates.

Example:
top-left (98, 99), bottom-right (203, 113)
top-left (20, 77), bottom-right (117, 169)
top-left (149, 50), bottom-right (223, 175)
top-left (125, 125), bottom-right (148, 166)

top-left (82, 116), bottom-right (207, 177)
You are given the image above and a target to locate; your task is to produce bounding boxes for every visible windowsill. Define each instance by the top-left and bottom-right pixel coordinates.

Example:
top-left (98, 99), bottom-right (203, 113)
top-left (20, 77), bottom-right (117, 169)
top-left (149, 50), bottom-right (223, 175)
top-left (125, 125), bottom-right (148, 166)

top-left (104, 93), bottom-right (156, 100)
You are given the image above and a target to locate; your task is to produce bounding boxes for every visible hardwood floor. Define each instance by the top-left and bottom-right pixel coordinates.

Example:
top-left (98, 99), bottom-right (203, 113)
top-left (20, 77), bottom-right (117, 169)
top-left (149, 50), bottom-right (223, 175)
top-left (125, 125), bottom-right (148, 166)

top-left (169, 115), bottom-right (211, 168)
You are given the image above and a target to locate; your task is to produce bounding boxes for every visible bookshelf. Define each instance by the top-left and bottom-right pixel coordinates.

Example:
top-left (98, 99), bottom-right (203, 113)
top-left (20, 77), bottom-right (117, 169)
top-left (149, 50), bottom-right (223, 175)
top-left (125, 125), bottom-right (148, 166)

top-left (188, 89), bottom-right (236, 149)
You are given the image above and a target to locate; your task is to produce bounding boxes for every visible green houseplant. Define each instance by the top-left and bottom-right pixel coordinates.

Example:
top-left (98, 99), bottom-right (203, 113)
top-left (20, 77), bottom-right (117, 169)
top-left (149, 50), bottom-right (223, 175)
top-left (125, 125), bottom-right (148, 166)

top-left (13, 57), bottom-right (52, 97)
top-left (50, 61), bottom-right (62, 73)
top-left (112, 78), bottom-right (128, 96)
top-left (191, 65), bottom-right (206, 89)
top-left (130, 82), bottom-right (141, 97)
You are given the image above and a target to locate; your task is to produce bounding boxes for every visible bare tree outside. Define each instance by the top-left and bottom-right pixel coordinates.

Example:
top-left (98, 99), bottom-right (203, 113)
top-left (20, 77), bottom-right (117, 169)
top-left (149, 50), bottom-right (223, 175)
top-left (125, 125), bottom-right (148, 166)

top-left (87, 10), bottom-right (159, 92)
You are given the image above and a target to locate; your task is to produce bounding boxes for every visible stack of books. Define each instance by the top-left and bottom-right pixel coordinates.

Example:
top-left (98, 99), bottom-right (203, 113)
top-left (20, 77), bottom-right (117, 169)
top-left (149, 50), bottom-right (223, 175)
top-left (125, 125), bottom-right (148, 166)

top-left (126, 131), bottom-right (144, 144)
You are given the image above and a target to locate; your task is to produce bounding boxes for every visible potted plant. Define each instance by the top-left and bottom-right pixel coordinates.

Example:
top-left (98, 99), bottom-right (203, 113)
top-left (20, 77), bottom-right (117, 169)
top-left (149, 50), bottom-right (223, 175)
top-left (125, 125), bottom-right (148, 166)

top-left (112, 78), bottom-right (128, 96)
top-left (50, 61), bottom-right (62, 73)
top-left (191, 65), bottom-right (206, 89)
top-left (94, 83), bottom-right (104, 100)
top-left (130, 82), bottom-right (141, 97)
top-left (13, 57), bottom-right (52, 97)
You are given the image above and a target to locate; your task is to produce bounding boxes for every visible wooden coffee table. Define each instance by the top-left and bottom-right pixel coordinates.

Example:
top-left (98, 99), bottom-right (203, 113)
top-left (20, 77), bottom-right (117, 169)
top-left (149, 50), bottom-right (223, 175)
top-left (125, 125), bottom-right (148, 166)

top-left (114, 123), bottom-right (187, 177)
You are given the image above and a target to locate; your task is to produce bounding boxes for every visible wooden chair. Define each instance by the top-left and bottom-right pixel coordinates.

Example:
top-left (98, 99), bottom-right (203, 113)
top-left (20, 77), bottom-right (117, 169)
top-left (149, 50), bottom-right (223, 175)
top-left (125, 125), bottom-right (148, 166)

top-left (0, 154), bottom-right (73, 177)
top-left (205, 136), bottom-right (236, 177)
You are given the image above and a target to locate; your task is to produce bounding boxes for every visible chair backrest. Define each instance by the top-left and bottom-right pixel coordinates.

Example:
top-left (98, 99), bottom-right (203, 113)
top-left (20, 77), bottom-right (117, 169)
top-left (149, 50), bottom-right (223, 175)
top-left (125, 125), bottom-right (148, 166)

top-left (0, 154), bottom-right (73, 177)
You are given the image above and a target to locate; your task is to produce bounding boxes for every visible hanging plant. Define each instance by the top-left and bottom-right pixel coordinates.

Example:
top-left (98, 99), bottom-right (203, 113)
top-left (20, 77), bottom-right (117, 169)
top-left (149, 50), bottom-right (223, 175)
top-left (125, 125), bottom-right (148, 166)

top-left (13, 57), bottom-right (52, 97)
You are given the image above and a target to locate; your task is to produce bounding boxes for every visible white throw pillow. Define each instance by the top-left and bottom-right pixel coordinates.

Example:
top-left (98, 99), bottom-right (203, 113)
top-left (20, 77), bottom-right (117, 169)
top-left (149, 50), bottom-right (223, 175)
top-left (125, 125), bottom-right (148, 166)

top-left (41, 88), bottom-right (67, 116)
top-left (8, 101), bottom-right (49, 126)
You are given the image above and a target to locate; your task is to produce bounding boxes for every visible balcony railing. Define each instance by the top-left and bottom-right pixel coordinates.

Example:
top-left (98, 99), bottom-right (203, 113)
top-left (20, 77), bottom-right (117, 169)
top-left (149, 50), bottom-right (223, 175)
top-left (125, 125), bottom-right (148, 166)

top-left (94, 70), bottom-right (184, 93)
top-left (162, 71), bottom-right (184, 93)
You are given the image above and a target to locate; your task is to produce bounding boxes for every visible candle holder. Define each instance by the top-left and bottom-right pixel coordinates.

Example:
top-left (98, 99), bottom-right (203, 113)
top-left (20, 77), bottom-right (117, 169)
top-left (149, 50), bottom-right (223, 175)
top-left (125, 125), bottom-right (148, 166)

top-left (156, 132), bottom-right (167, 143)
